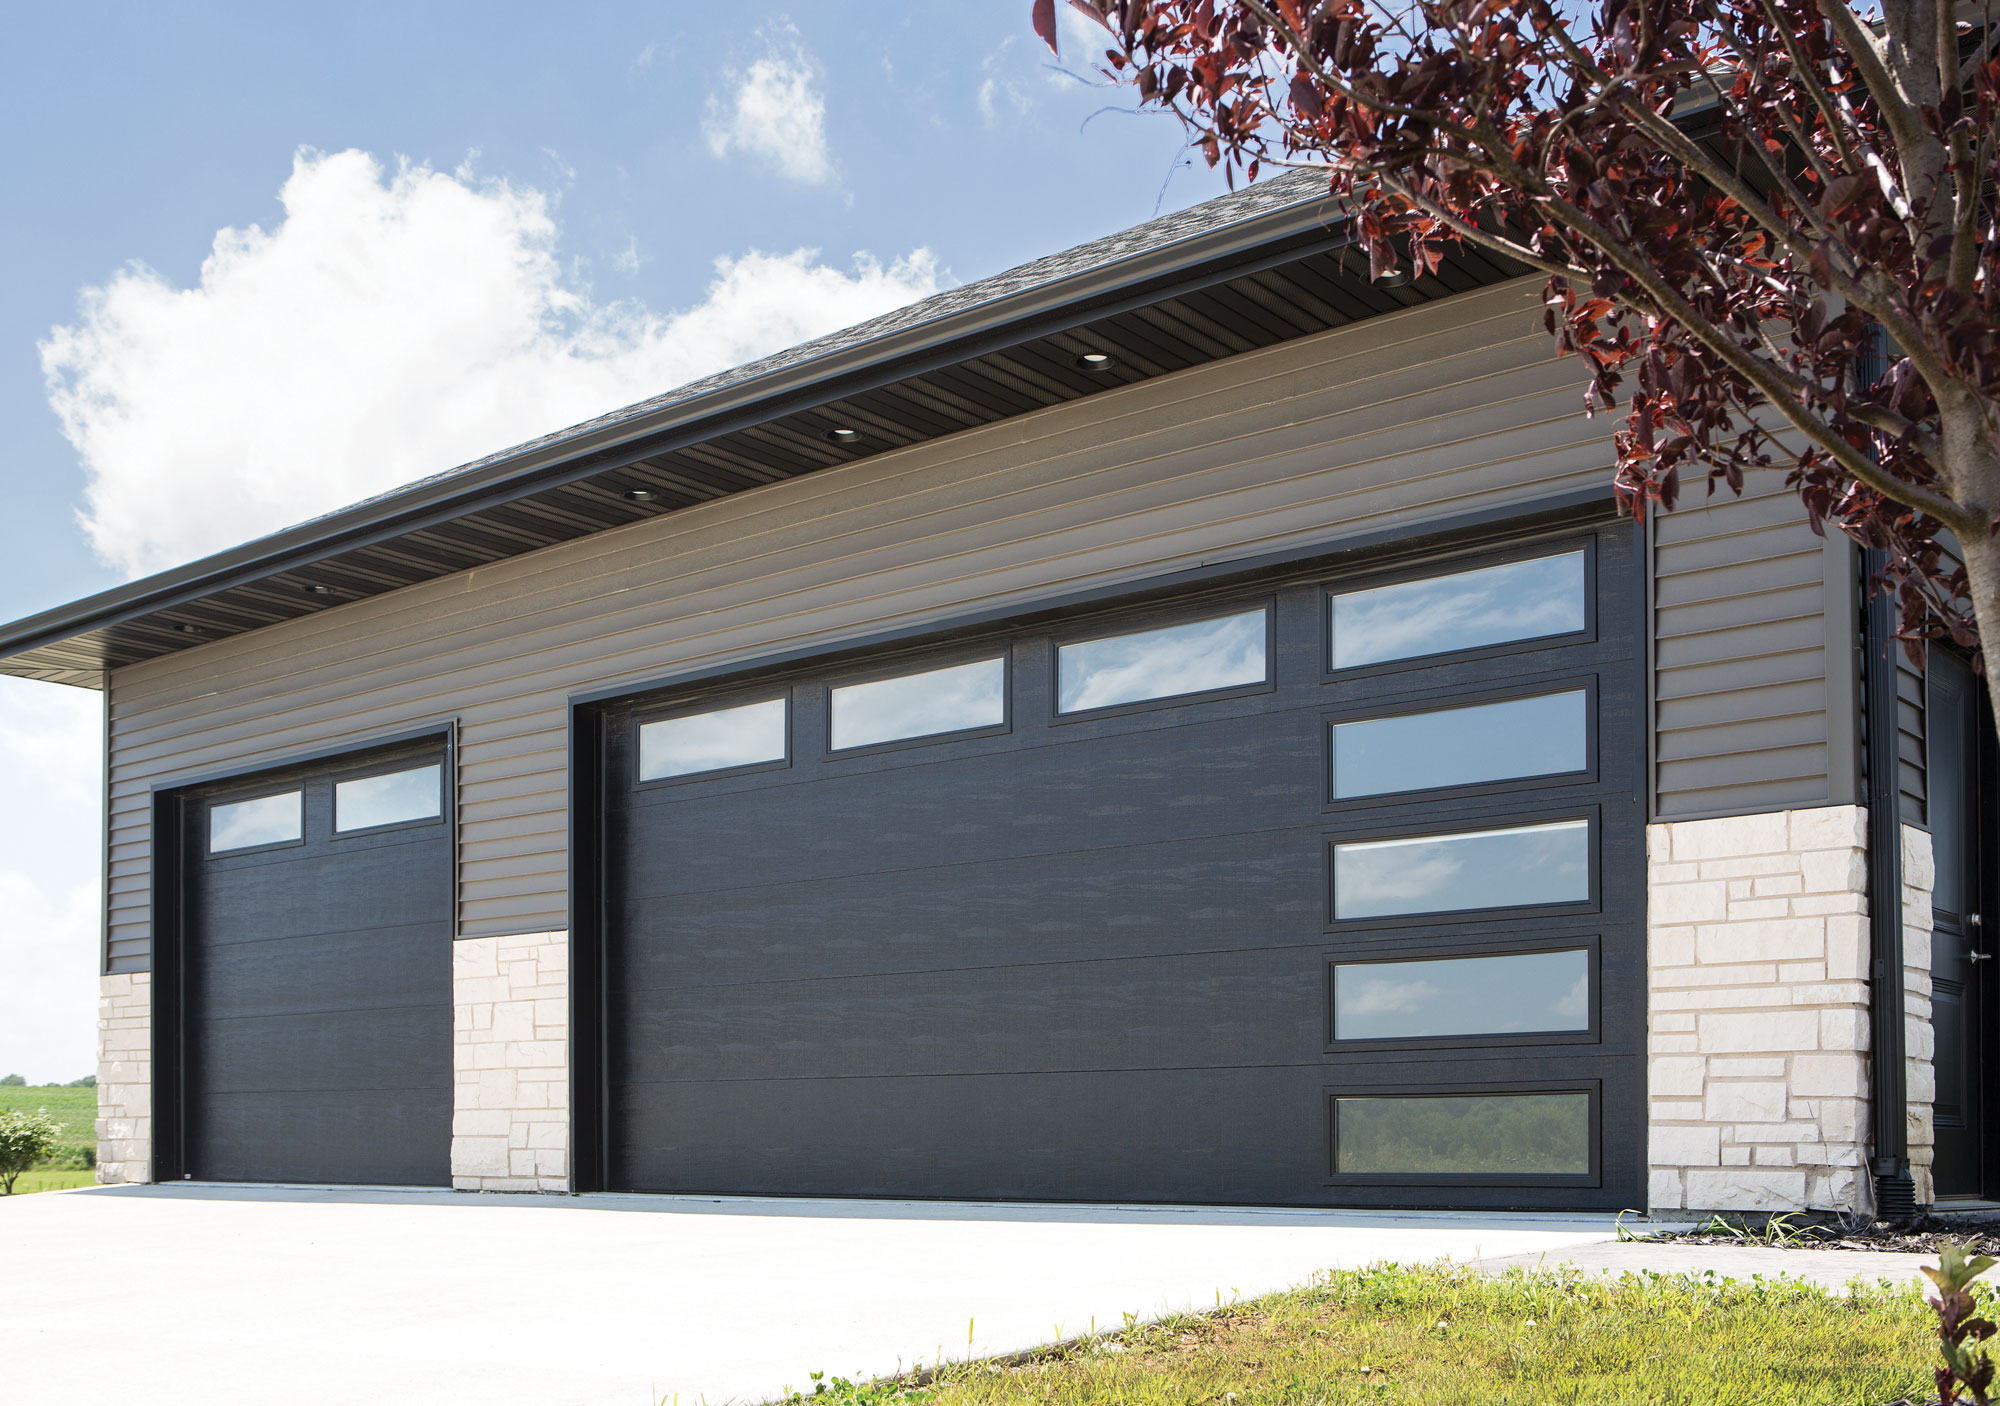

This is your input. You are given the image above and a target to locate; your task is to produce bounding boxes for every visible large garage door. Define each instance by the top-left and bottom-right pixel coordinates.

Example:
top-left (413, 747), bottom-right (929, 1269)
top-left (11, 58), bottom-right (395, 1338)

top-left (597, 522), bottom-right (1645, 1208)
top-left (178, 741), bottom-right (453, 1185)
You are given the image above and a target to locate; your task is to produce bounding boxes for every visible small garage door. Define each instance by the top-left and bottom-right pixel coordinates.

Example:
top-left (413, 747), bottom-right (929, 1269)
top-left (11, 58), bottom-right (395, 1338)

top-left (178, 742), bottom-right (453, 1185)
top-left (594, 522), bottom-right (1646, 1208)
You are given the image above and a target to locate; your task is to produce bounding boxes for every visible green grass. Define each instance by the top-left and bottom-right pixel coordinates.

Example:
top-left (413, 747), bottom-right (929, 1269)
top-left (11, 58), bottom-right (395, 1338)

top-left (0, 1086), bottom-right (96, 1143)
top-left (0, 1085), bottom-right (98, 1179)
top-left (774, 1264), bottom-right (1938, 1406)
top-left (5, 1168), bottom-right (97, 1196)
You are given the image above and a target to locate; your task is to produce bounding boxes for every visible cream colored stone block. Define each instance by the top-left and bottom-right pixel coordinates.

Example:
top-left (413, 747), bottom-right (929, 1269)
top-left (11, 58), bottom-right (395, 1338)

top-left (1696, 855), bottom-right (1800, 880)
top-left (1818, 1008), bottom-right (1866, 1052)
top-left (1789, 807), bottom-right (1867, 853)
top-left (1776, 962), bottom-right (1826, 984)
top-left (1705, 1082), bottom-right (1788, 1123)
top-left (1685, 1167), bottom-right (1807, 1210)
top-left (1674, 812), bottom-right (1791, 861)
top-left (453, 940), bottom-right (500, 979)
top-left (1653, 1012), bottom-right (1696, 1033)
top-left (489, 1000), bottom-right (535, 1042)
top-left (1799, 847), bottom-right (1867, 894)
top-left (1721, 1147), bottom-right (1752, 1165)
top-left (1824, 914), bottom-right (1869, 978)
top-left (528, 1122), bottom-right (567, 1149)
top-left (1791, 1055), bottom-right (1867, 1098)
top-left (1656, 882), bottom-right (1731, 923)
top-left (1727, 898), bottom-right (1793, 921)
top-left (1790, 893), bottom-right (1867, 917)
top-left (454, 1138), bottom-right (510, 1177)
top-left (1903, 825), bottom-right (1936, 890)
top-left (1698, 1012), bottom-right (1817, 1054)
top-left (1651, 1125), bottom-right (1720, 1165)
top-left (1695, 919), bottom-right (1824, 964)
top-left (1651, 1056), bottom-right (1705, 1096)
top-left (1649, 1168), bottom-right (1685, 1210)
top-left (1708, 1056), bottom-right (1787, 1078)
top-left (1649, 1034), bottom-right (1699, 1054)
top-left (1753, 1145), bottom-right (1795, 1166)
top-left (452, 1109), bottom-right (512, 1137)
top-left (1650, 927), bottom-right (1696, 967)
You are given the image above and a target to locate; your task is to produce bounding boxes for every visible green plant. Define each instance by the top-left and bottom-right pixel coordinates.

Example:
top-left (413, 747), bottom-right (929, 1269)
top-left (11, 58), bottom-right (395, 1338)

top-left (0, 1074), bottom-right (24, 1087)
top-left (65, 1075), bottom-right (95, 1088)
top-left (1922, 1242), bottom-right (1999, 1404)
top-left (0, 1108), bottom-right (62, 1193)
top-left (1688, 1212), bottom-right (1829, 1247)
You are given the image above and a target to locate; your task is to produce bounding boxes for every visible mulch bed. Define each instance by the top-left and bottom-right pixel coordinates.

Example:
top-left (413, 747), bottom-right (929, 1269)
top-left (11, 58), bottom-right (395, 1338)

top-left (1668, 1212), bottom-right (2000, 1254)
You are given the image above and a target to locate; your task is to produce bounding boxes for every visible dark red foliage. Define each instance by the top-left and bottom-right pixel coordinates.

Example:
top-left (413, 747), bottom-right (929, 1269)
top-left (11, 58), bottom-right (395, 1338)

top-left (1043, 0), bottom-right (2000, 666)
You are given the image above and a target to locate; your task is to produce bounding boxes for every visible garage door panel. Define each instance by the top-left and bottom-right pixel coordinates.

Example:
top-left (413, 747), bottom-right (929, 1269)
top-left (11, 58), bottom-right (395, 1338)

top-left (612, 1065), bottom-right (1329, 1203)
top-left (192, 923), bottom-right (447, 1021)
top-left (615, 719), bottom-right (1320, 902)
top-left (192, 1090), bottom-right (451, 1185)
top-left (195, 838), bottom-right (452, 945)
top-left (192, 1006), bottom-right (449, 1095)
top-left (599, 528), bottom-right (1647, 1208)
top-left (181, 746), bottom-right (452, 1186)
top-left (612, 948), bottom-right (1323, 1083)
top-left (612, 832), bottom-right (1324, 992)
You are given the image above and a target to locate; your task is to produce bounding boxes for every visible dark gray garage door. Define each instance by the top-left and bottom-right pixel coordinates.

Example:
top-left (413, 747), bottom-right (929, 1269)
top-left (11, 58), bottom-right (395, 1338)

top-left (178, 742), bottom-right (453, 1185)
top-left (596, 521), bottom-right (1645, 1208)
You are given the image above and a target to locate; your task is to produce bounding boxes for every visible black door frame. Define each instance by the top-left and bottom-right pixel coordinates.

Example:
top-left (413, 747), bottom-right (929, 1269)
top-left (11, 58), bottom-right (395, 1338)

top-left (565, 493), bottom-right (1640, 1201)
top-left (148, 724), bottom-right (456, 1185)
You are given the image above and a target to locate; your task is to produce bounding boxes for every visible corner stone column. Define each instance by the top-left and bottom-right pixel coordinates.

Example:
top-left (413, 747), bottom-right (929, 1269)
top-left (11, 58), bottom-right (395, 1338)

top-left (451, 932), bottom-right (570, 1191)
top-left (1646, 806), bottom-right (1873, 1214)
top-left (96, 972), bottom-right (152, 1184)
top-left (1902, 825), bottom-right (1937, 1203)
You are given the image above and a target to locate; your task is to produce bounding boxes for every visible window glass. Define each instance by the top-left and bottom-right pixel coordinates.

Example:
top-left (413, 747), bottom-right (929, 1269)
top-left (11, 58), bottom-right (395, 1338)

top-left (1333, 950), bottom-right (1591, 1040)
top-left (639, 698), bottom-right (787, 781)
top-left (1329, 551), bottom-right (1586, 669)
top-left (1334, 1092), bottom-right (1591, 1175)
top-left (335, 764), bottom-right (443, 833)
top-left (1331, 691), bottom-right (1588, 798)
top-left (1057, 608), bottom-right (1266, 713)
top-left (830, 658), bottom-right (1006, 751)
top-left (1332, 819), bottom-right (1589, 919)
top-left (209, 792), bottom-right (302, 853)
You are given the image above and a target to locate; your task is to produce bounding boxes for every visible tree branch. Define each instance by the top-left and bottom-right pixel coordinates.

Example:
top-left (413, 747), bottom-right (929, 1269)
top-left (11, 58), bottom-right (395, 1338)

top-left (1820, 0), bottom-right (1939, 164)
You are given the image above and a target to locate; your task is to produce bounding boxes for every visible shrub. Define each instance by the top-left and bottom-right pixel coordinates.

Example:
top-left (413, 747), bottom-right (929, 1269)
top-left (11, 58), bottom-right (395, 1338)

top-left (0, 1074), bottom-right (24, 1087)
top-left (65, 1075), bottom-right (95, 1088)
top-left (0, 1109), bottom-right (62, 1193)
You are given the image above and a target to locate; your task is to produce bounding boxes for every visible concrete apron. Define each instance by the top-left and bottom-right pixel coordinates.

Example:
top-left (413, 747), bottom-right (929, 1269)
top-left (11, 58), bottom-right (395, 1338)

top-left (1475, 1238), bottom-right (1942, 1293)
top-left (5, 1185), bottom-right (1648, 1406)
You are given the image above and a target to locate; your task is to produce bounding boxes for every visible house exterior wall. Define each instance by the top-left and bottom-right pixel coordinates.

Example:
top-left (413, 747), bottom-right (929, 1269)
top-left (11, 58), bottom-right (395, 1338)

top-left (93, 277), bottom-right (1915, 1207)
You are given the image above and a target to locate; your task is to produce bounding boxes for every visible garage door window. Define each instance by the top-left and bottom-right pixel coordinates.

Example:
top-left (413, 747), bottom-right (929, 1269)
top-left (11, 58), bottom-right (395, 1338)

top-left (1329, 689), bottom-right (1589, 799)
top-left (1329, 551), bottom-right (1586, 669)
top-left (1331, 1091), bottom-right (1592, 1176)
top-left (830, 657), bottom-right (1006, 751)
top-left (208, 791), bottom-right (302, 853)
top-left (1056, 607), bottom-right (1267, 713)
top-left (639, 698), bottom-right (788, 781)
top-left (1331, 949), bottom-right (1591, 1041)
top-left (1331, 818), bottom-right (1590, 919)
top-left (335, 764), bottom-right (444, 833)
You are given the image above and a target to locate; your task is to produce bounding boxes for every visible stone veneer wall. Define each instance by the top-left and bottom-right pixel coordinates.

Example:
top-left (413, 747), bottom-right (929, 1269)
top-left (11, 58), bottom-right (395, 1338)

top-left (1903, 825), bottom-right (1937, 1203)
top-left (450, 931), bottom-right (570, 1192)
top-left (1647, 806), bottom-right (1875, 1213)
top-left (96, 972), bottom-right (151, 1184)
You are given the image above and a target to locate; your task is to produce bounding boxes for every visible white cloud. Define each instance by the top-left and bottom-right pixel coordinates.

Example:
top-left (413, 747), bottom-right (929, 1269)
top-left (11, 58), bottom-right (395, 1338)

top-left (703, 22), bottom-right (835, 186)
top-left (978, 39), bottom-right (1033, 128)
top-left (0, 677), bottom-right (101, 1086)
top-left (41, 147), bottom-right (942, 577)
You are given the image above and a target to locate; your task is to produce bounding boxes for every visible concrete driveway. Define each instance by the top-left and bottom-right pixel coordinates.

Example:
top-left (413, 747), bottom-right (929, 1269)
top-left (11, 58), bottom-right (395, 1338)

top-left (2, 1185), bottom-right (1636, 1406)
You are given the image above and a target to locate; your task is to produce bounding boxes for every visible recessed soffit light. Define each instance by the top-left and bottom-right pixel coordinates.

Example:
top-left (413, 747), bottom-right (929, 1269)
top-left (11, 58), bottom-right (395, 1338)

top-left (623, 487), bottom-right (657, 502)
top-left (1076, 352), bottom-right (1118, 372)
top-left (825, 427), bottom-right (863, 445)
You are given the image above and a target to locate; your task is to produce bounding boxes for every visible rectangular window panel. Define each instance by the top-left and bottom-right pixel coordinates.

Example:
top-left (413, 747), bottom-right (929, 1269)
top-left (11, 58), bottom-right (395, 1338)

top-left (1333, 950), bottom-right (1591, 1041)
top-left (639, 698), bottom-right (787, 781)
top-left (1332, 819), bottom-right (1589, 919)
top-left (1334, 1092), bottom-right (1592, 1176)
top-left (1057, 608), bottom-right (1266, 713)
top-left (1329, 551), bottom-right (1587, 669)
top-left (209, 792), bottom-right (302, 853)
top-left (1331, 690), bottom-right (1588, 799)
top-left (335, 764), bottom-right (443, 833)
top-left (830, 658), bottom-right (1005, 751)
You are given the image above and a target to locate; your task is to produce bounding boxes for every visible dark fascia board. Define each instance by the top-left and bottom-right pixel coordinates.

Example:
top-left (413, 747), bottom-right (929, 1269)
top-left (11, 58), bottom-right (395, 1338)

top-left (0, 191), bottom-right (1353, 669)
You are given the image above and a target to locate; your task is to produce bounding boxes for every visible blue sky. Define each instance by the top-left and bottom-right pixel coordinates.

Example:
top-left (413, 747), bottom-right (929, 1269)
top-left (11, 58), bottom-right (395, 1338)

top-left (0, 2), bottom-right (1230, 1081)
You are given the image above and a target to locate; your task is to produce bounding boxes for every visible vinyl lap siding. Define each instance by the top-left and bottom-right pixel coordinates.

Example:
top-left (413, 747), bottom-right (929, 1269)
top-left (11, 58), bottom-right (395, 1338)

top-left (1652, 481), bottom-right (1843, 818)
top-left (100, 279), bottom-right (1821, 970)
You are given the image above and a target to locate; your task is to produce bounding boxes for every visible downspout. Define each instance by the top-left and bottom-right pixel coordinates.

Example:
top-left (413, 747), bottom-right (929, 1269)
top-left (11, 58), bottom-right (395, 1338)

top-left (1862, 547), bottom-right (1917, 1218)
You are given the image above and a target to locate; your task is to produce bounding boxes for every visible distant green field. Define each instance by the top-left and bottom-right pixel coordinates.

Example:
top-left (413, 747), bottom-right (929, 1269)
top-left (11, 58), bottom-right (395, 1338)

top-left (7, 1168), bottom-right (96, 1195)
top-left (0, 1086), bottom-right (98, 1182)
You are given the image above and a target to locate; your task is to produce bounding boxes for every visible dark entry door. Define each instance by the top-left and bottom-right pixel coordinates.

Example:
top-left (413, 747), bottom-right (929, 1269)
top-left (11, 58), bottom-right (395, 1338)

top-left (1930, 651), bottom-right (1995, 1199)
top-left (595, 521), bottom-right (1646, 1208)
top-left (180, 743), bottom-right (453, 1185)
